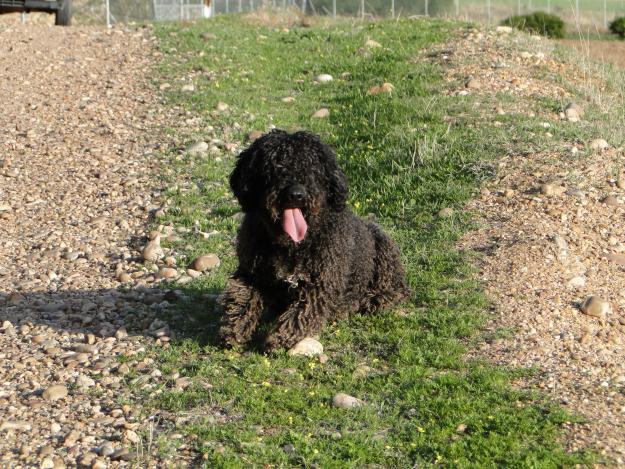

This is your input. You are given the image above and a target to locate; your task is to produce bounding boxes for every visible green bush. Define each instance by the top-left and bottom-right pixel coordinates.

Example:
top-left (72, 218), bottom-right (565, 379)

top-left (501, 11), bottom-right (566, 38)
top-left (609, 16), bottom-right (625, 39)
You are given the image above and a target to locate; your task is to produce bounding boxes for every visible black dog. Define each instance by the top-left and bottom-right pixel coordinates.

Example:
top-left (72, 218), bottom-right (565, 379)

top-left (218, 130), bottom-right (410, 351)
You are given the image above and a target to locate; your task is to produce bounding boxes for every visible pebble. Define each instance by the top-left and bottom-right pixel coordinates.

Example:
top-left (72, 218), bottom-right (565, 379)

top-left (312, 108), bottom-right (330, 118)
top-left (364, 39), bottom-right (382, 48)
top-left (603, 196), bottom-right (619, 207)
top-left (247, 130), bottom-right (264, 141)
top-left (42, 385), bottom-right (68, 401)
top-left (465, 77), bottom-right (480, 89)
top-left (181, 84), bottom-right (195, 92)
top-left (192, 254), bottom-right (220, 272)
top-left (186, 268), bottom-right (201, 278)
top-left (215, 101), bottom-right (229, 112)
top-left (76, 375), bottom-right (96, 388)
top-left (368, 82), bottom-right (395, 95)
top-left (332, 393), bottom-right (363, 409)
top-left (186, 141), bottom-right (208, 156)
top-left (287, 338), bottom-right (324, 357)
top-left (438, 207), bottom-right (453, 218)
top-left (590, 138), bottom-right (609, 151)
top-left (567, 276), bottom-right (586, 288)
top-left (281, 96), bottom-right (295, 103)
top-left (117, 272), bottom-right (132, 283)
top-left (313, 74), bottom-right (333, 83)
top-left (580, 296), bottom-right (611, 319)
top-left (142, 237), bottom-right (163, 262)
top-left (0, 420), bottom-right (32, 432)
top-left (156, 267), bottom-right (178, 279)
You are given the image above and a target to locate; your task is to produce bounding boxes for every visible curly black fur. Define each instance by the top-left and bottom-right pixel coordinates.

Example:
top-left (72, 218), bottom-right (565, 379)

top-left (218, 130), bottom-right (410, 352)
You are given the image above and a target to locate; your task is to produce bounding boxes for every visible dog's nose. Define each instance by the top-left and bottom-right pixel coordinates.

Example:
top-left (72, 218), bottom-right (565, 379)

top-left (285, 184), bottom-right (306, 205)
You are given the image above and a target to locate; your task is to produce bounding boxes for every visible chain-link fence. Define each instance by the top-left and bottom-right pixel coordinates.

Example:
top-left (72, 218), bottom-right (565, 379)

top-left (9, 0), bottom-right (625, 31)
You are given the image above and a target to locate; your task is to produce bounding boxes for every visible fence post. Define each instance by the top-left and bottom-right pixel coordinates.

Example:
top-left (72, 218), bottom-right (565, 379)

top-left (332, 0), bottom-right (336, 18)
top-left (455, 0), bottom-right (459, 16)
top-left (487, 0), bottom-right (491, 24)
top-left (302, 0), bottom-right (307, 13)
top-left (105, 0), bottom-right (110, 26)
top-left (576, 0), bottom-right (579, 27)
top-left (604, 0), bottom-right (608, 28)
top-left (179, 0), bottom-right (183, 20)
top-left (424, 0), bottom-right (428, 16)
top-left (391, 0), bottom-right (394, 18)
top-left (547, 0), bottom-right (550, 14)
top-left (360, 0), bottom-right (364, 19)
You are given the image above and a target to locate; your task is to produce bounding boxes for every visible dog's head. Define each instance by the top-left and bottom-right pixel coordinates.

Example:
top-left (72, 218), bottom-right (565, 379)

top-left (230, 129), bottom-right (348, 244)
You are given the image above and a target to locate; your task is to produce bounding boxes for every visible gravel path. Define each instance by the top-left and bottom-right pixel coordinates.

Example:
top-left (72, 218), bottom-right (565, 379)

top-left (0, 24), bottom-right (176, 467)
top-left (446, 29), bottom-right (625, 465)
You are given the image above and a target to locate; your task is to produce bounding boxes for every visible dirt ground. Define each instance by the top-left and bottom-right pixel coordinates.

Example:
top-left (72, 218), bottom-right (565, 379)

top-left (559, 39), bottom-right (625, 69)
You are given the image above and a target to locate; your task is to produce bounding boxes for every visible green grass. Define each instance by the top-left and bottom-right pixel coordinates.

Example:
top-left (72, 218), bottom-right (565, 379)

top-left (142, 15), bottom-right (596, 467)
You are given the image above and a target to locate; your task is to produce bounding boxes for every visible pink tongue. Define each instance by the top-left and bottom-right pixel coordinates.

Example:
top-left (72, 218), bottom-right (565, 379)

top-left (282, 208), bottom-right (308, 243)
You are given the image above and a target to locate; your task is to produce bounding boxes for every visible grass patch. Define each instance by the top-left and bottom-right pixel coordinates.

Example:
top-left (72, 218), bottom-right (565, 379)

top-left (145, 15), bottom-right (595, 467)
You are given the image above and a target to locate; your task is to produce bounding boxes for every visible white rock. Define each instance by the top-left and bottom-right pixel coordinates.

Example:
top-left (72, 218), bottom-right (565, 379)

top-left (589, 138), bottom-right (609, 151)
top-left (186, 141), bottom-right (208, 156)
top-left (567, 276), bottom-right (586, 289)
top-left (288, 338), bottom-right (323, 357)
top-left (580, 296), bottom-right (611, 319)
top-left (314, 74), bottom-right (333, 83)
top-left (496, 26), bottom-right (513, 33)
top-left (332, 393), bottom-right (363, 409)
top-left (312, 108), bottom-right (330, 118)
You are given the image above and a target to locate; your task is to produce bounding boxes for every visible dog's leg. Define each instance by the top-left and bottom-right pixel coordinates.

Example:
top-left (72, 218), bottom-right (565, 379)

top-left (218, 277), bottom-right (265, 347)
top-left (264, 288), bottom-right (338, 352)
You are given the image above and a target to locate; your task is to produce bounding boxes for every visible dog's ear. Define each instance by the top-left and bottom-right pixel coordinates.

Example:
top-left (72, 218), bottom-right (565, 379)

top-left (230, 146), bottom-right (259, 212)
top-left (327, 167), bottom-right (348, 211)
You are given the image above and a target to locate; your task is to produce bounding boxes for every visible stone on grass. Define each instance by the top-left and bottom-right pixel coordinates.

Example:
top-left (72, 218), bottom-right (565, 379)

top-left (215, 101), bottom-right (229, 112)
top-left (364, 39), bottom-right (382, 48)
top-left (247, 130), bottom-right (264, 141)
top-left (332, 393), bottom-right (363, 409)
top-left (603, 196), bottom-right (619, 207)
top-left (156, 267), bottom-right (178, 280)
top-left (314, 74), bottom-right (333, 83)
top-left (465, 77), bottom-right (480, 89)
top-left (287, 338), bottom-right (323, 357)
top-left (496, 25), bottom-right (513, 33)
top-left (281, 96), bottom-right (295, 103)
top-left (42, 385), bottom-right (68, 401)
top-left (192, 254), bottom-right (220, 272)
top-left (181, 84), bottom-right (195, 92)
top-left (142, 236), bottom-right (163, 262)
top-left (580, 296), bottom-right (611, 319)
top-left (186, 141), bottom-right (208, 156)
top-left (368, 82), bottom-right (394, 95)
top-left (312, 108), bottom-right (330, 119)
top-left (567, 276), bottom-right (586, 289)
top-left (590, 138), bottom-right (609, 151)
top-left (437, 207), bottom-right (453, 218)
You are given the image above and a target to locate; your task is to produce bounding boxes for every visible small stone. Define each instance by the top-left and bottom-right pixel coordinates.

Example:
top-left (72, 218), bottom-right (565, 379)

top-left (123, 429), bottom-right (139, 444)
top-left (540, 184), bottom-right (556, 196)
top-left (282, 443), bottom-right (296, 454)
top-left (192, 254), bottom-right (220, 272)
top-left (318, 353), bottom-right (329, 364)
top-left (92, 459), bottom-right (108, 469)
top-left (456, 423), bottom-right (467, 433)
top-left (437, 207), bottom-right (453, 218)
top-left (117, 364), bottom-right (130, 375)
top-left (567, 276), bottom-right (586, 289)
top-left (42, 385), bottom-right (68, 401)
top-left (175, 377), bottom-right (192, 390)
top-left (76, 375), bottom-right (95, 388)
top-left (352, 365), bottom-right (374, 379)
top-left (186, 141), bottom-right (208, 156)
top-left (142, 237), bottom-right (163, 262)
top-left (215, 101), bottom-right (229, 112)
top-left (247, 130), bottom-right (264, 141)
top-left (281, 97), bottom-right (295, 103)
top-left (181, 84), bottom-right (195, 92)
top-left (496, 25), bottom-right (513, 33)
top-left (159, 83), bottom-right (171, 91)
top-left (186, 268), bottom-right (201, 278)
top-left (287, 338), bottom-right (323, 357)
top-left (332, 393), bottom-right (363, 409)
top-left (117, 272), bottom-right (132, 283)
top-left (465, 78), bottom-right (480, 89)
top-left (41, 458), bottom-right (55, 469)
top-left (603, 196), bottom-right (619, 207)
top-left (156, 267), bottom-right (178, 279)
top-left (312, 108), bottom-right (330, 119)
top-left (367, 82), bottom-right (394, 95)
top-left (0, 420), bottom-right (32, 432)
top-left (580, 296), bottom-right (611, 319)
top-left (590, 138), bottom-right (609, 151)
top-left (314, 74), bottom-right (333, 83)
top-left (364, 39), bottom-right (382, 48)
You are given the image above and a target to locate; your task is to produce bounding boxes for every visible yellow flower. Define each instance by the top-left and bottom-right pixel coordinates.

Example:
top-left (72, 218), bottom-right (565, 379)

top-left (417, 427), bottom-right (425, 433)
top-left (261, 381), bottom-right (271, 387)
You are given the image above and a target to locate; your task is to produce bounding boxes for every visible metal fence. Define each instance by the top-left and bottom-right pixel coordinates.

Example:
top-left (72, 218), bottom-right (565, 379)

top-left (9, 0), bottom-right (625, 31)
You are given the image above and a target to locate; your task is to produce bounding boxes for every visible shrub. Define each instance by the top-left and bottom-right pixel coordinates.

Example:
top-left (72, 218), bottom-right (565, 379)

top-left (609, 16), bottom-right (625, 39)
top-left (501, 11), bottom-right (566, 39)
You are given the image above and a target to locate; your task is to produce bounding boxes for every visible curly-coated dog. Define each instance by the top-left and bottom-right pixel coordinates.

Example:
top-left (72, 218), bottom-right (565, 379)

top-left (218, 129), bottom-right (410, 352)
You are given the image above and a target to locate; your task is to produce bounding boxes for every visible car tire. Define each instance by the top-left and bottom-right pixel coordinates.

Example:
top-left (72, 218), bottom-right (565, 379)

top-left (55, 0), bottom-right (72, 26)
